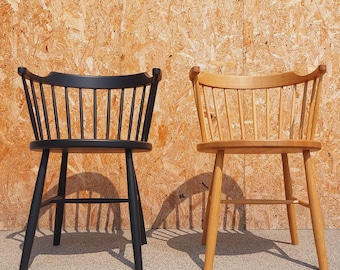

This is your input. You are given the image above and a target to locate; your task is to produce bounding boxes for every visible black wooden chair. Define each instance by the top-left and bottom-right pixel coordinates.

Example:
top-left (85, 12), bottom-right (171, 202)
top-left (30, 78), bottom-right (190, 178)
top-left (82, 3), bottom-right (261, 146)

top-left (18, 66), bottom-right (162, 270)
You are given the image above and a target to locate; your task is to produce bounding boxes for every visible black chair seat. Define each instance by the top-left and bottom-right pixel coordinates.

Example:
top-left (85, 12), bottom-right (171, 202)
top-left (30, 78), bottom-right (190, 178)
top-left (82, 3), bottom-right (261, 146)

top-left (30, 139), bottom-right (152, 153)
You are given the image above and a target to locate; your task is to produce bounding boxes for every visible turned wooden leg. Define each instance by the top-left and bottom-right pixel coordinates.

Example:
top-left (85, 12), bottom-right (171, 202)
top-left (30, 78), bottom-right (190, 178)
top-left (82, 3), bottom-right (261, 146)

top-left (204, 150), bottom-right (224, 270)
top-left (281, 153), bottom-right (298, 245)
top-left (303, 150), bottom-right (328, 270)
top-left (202, 154), bottom-right (219, 245)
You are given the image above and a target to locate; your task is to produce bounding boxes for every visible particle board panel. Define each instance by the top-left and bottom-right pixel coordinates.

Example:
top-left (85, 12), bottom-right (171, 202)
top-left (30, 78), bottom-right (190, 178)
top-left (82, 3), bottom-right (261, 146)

top-left (242, 0), bottom-right (340, 229)
top-left (0, 0), bottom-right (339, 231)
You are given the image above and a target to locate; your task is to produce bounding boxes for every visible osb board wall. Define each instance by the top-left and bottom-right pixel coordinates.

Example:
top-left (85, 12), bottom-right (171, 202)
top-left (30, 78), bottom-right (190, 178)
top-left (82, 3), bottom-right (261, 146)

top-left (0, 0), bottom-right (339, 231)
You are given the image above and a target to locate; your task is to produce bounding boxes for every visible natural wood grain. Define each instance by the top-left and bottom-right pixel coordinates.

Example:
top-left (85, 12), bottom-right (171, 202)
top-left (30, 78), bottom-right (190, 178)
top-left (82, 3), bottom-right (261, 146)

top-left (190, 65), bottom-right (328, 270)
top-left (197, 140), bottom-right (321, 154)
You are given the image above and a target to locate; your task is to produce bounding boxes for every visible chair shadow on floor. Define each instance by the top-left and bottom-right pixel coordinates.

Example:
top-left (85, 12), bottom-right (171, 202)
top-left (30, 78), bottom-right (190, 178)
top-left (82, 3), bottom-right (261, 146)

top-left (7, 172), bottom-right (135, 269)
top-left (148, 172), bottom-right (317, 269)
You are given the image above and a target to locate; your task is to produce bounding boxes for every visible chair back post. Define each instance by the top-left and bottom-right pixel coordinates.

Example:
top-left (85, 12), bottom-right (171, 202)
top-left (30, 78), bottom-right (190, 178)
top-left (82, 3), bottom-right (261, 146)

top-left (189, 66), bottom-right (208, 142)
top-left (19, 69), bottom-right (40, 141)
top-left (141, 68), bottom-right (162, 142)
top-left (309, 65), bottom-right (326, 140)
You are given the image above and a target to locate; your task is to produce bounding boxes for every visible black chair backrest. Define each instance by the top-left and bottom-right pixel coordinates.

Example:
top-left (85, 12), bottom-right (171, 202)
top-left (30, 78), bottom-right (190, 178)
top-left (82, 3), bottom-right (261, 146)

top-left (18, 67), bottom-right (162, 142)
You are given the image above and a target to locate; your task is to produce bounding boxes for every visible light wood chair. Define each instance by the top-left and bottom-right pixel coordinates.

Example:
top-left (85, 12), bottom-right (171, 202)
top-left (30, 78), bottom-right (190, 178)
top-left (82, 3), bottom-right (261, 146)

top-left (189, 65), bottom-right (328, 270)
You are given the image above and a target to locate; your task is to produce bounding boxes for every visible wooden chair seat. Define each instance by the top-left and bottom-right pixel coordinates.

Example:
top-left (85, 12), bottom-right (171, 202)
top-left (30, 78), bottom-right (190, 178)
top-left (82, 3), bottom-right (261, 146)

top-left (197, 140), bottom-right (321, 154)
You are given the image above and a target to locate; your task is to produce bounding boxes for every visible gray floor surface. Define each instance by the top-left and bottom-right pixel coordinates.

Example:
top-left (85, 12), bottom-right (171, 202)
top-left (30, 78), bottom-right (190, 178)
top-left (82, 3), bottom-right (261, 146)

top-left (1, 229), bottom-right (339, 269)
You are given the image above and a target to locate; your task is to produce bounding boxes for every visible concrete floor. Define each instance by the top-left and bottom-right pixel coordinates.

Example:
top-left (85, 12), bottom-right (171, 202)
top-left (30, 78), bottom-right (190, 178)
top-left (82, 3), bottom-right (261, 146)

top-left (1, 229), bottom-right (339, 269)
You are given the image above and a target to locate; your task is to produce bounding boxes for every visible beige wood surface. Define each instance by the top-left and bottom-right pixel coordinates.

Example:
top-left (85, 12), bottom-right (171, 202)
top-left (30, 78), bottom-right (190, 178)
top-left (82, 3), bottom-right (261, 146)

top-left (1, 0), bottom-right (340, 240)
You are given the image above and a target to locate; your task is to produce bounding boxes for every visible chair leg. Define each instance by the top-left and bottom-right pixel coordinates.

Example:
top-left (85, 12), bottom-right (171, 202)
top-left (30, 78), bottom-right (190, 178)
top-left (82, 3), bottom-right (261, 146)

top-left (126, 150), bottom-right (143, 270)
top-left (135, 176), bottom-right (147, 245)
top-left (204, 150), bottom-right (224, 270)
top-left (201, 186), bottom-right (212, 245)
top-left (202, 153), bottom-right (218, 245)
top-left (20, 150), bottom-right (50, 270)
top-left (54, 151), bottom-right (68, 246)
top-left (303, 150), bottom-right (328, 270)
top-left (281, 153), bottom-right (298, 245)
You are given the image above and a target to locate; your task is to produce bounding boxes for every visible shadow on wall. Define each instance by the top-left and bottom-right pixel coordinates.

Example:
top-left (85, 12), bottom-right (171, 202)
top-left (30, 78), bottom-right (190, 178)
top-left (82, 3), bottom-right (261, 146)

top-left (149, 173), bottom-right (317, 269)
top-left (152, 172), bottom-right (246, 230)
top-left (6, 172), bottom-right (318, 269)
top-left (14, 171), bottom-right (247, 232)
top-left (42, 172), bottom-right (125, 232)
top-left (11, 172), bottom-right (126, 236)
top-left (15, 172), bottom-right (246, 232)
top-left (7, 172), bottom-right (134, 268)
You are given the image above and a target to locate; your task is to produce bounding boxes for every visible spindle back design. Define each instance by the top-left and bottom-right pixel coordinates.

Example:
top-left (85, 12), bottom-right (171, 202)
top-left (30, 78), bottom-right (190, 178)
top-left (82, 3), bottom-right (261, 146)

top-left (18, 67), bottom-right (162, 143)
top-left (190, 65), bottom-right (326, 143)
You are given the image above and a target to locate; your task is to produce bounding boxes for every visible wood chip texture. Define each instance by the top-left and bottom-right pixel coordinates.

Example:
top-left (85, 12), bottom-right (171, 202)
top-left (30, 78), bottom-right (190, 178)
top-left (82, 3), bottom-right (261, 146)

top-left (0, 0), bottom-right (339, 230)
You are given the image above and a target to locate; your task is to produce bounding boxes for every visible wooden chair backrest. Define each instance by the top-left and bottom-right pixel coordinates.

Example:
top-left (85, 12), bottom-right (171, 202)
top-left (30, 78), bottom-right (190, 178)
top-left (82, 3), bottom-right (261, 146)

top-left (189, 65), bottom-right (326, 142)
top-left (18, 67), bottom-right (162, 142)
